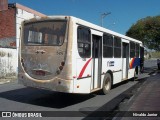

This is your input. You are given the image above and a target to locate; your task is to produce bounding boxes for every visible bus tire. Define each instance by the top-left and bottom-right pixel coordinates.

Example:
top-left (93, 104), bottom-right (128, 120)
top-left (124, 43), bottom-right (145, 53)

top-left (102, 73), bottom-right (112, 94)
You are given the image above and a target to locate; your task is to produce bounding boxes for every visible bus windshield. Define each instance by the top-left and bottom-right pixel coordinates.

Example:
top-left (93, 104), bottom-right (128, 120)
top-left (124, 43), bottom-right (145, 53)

top-left (24, 20), bottom-right (67, 46)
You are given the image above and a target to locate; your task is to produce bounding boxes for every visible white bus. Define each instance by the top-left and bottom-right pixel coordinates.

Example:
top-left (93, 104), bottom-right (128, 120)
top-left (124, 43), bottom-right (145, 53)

top-left (18, 16), bottom-right (144, 94)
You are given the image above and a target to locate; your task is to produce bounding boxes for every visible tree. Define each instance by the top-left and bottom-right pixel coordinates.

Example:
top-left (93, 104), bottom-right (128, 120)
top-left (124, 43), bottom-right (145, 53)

top-left (126, 16), bottom-right (160, 51)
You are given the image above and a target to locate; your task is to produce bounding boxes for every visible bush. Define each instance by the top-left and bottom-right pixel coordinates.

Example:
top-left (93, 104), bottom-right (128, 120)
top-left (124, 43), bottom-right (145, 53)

top-left (150, 52), bottom-right (160, 58)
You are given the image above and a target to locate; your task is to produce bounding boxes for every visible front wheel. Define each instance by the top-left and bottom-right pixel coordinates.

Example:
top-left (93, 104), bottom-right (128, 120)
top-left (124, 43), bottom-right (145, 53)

top-left (102, 73), bottom-right (112, 94)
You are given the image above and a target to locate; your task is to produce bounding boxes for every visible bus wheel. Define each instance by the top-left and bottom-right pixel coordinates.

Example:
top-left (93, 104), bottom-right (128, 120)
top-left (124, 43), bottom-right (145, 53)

top-left (102, 73), bottom-right (112, 94)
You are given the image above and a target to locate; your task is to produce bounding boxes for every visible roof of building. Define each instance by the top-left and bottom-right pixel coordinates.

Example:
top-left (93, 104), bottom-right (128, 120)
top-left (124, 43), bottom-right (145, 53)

top-left (8, 3), bottom-right (46, 17)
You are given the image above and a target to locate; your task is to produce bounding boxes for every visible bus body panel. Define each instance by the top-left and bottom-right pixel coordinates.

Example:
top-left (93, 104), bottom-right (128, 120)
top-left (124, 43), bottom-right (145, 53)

top-left (128, 68), bottom-right (135, 79)
top-left (101, 58), bottom-right (122, 84)
top-left (73, 78), bottom-right (91, 93)
top-left (19, 16), bottom-right (74, 93)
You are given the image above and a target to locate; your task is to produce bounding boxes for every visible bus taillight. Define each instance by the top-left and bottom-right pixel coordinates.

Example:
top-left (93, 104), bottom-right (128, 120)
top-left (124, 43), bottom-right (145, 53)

top-left (21, 58), bottom-right (24, 67)
top-left (59, 61), bottom-right (65, 70)
top-left (56, 61), bottom-right (65, 74)
top-left (21, 58), bottom-right (26, 71)
top-left (61, 61), bottom-right (65, 66)
top-left (59, 66), bottom-right (63, 71)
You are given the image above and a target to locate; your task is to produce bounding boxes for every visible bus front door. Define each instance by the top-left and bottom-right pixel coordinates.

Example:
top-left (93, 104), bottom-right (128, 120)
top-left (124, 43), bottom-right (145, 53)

top-left (92, 35), bottom-right (102, 90)
top-left (122, 42), bottom-right (129, 79)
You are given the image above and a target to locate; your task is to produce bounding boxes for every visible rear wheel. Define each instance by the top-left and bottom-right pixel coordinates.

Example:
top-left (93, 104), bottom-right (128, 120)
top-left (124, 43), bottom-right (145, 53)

top-left (102, 73), bottom-right (112, 94)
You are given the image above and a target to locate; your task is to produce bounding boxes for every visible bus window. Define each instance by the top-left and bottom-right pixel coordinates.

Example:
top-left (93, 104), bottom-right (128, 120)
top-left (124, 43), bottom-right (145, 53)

top-left (103, 33), bottom-right (113, 58)
top-left (114, 36), bottom-right (121, 58)
top-left (77, 26), bottom-right (91, 58)
top-left (135, 43), bottom-right (140, 57)
top-left (24, 20), bottom-right (67, 46)
top-left (130, 41), bottom-right (135, 58)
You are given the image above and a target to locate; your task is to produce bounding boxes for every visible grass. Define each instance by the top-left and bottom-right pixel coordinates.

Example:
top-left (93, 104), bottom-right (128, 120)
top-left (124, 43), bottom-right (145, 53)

top-left (150, 52), bottom-right (160, 58)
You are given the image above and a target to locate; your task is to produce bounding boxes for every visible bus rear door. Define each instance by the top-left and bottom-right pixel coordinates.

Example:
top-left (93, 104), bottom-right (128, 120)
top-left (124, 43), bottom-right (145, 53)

top-left (91, 30), bottom-right (103, 90)
top-left (122, 39), bottom-right (129, 80)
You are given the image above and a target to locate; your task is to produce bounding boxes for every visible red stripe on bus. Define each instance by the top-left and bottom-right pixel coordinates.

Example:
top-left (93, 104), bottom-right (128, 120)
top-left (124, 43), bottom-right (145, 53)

top-left (78, 58), bottom-right (92, 79)
top-left (130, 58), bottom-right (135, 69)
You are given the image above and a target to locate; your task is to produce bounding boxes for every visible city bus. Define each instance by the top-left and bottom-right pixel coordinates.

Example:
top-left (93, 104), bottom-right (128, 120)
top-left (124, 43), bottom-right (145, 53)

top-left (18, 16), bottom-right (144, 94)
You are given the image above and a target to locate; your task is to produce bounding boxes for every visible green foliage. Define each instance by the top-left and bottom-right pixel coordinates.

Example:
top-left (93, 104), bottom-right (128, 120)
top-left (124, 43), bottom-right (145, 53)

top-left (150, 52), bottom-right (160, 58)
top-left (126, 16), bottom-right (160, 51)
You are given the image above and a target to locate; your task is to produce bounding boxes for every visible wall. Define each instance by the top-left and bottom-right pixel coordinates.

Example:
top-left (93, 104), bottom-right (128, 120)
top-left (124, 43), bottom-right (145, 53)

top-left (0, 4), bottom-right (45, 79)
top-left (0, 48), bottom-right (17, 78)
top-left (0, 8), bottom-right (16, 48)
top-left (0, 7), bottom-right (17, 78)
top-left (0, 0), bottom-right (8, 11)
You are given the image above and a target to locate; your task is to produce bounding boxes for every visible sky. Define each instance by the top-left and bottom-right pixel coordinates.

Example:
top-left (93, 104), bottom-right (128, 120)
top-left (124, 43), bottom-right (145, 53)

top-left (9, 0), bottom-right (160, 35)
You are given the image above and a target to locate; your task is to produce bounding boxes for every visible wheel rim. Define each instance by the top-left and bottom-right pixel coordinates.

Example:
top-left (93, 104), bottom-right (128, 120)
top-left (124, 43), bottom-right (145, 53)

top-left (104, 77), bottom-right (110, 91)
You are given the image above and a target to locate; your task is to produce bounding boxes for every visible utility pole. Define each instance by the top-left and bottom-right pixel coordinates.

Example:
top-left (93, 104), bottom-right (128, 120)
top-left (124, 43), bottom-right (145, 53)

top-left (101, 12), bottom-right (111, 27)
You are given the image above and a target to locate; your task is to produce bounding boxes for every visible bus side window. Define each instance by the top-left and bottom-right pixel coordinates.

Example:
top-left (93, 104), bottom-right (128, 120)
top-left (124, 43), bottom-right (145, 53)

top-left (77, 26), bottom-right (91, 58)
top-left (135, 43), bottom-right (140, 57)
top-left (130, 42), bottom-right (135, 58)
top-left (114, 36), bottom-right (121, 58)
top-left (103, 33), bottom-right (113, 58)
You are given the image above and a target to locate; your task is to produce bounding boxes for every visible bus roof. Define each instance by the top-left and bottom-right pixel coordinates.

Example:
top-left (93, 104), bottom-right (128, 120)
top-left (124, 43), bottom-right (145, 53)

top-left (24, 15), bottom-right (143, 45)
top-left (69, 16), bottom-right (142, 44)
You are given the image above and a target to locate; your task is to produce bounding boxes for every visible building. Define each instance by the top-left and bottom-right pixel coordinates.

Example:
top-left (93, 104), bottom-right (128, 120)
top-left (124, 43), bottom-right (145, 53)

top-left (0, 0), bottom-right (46, 79)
